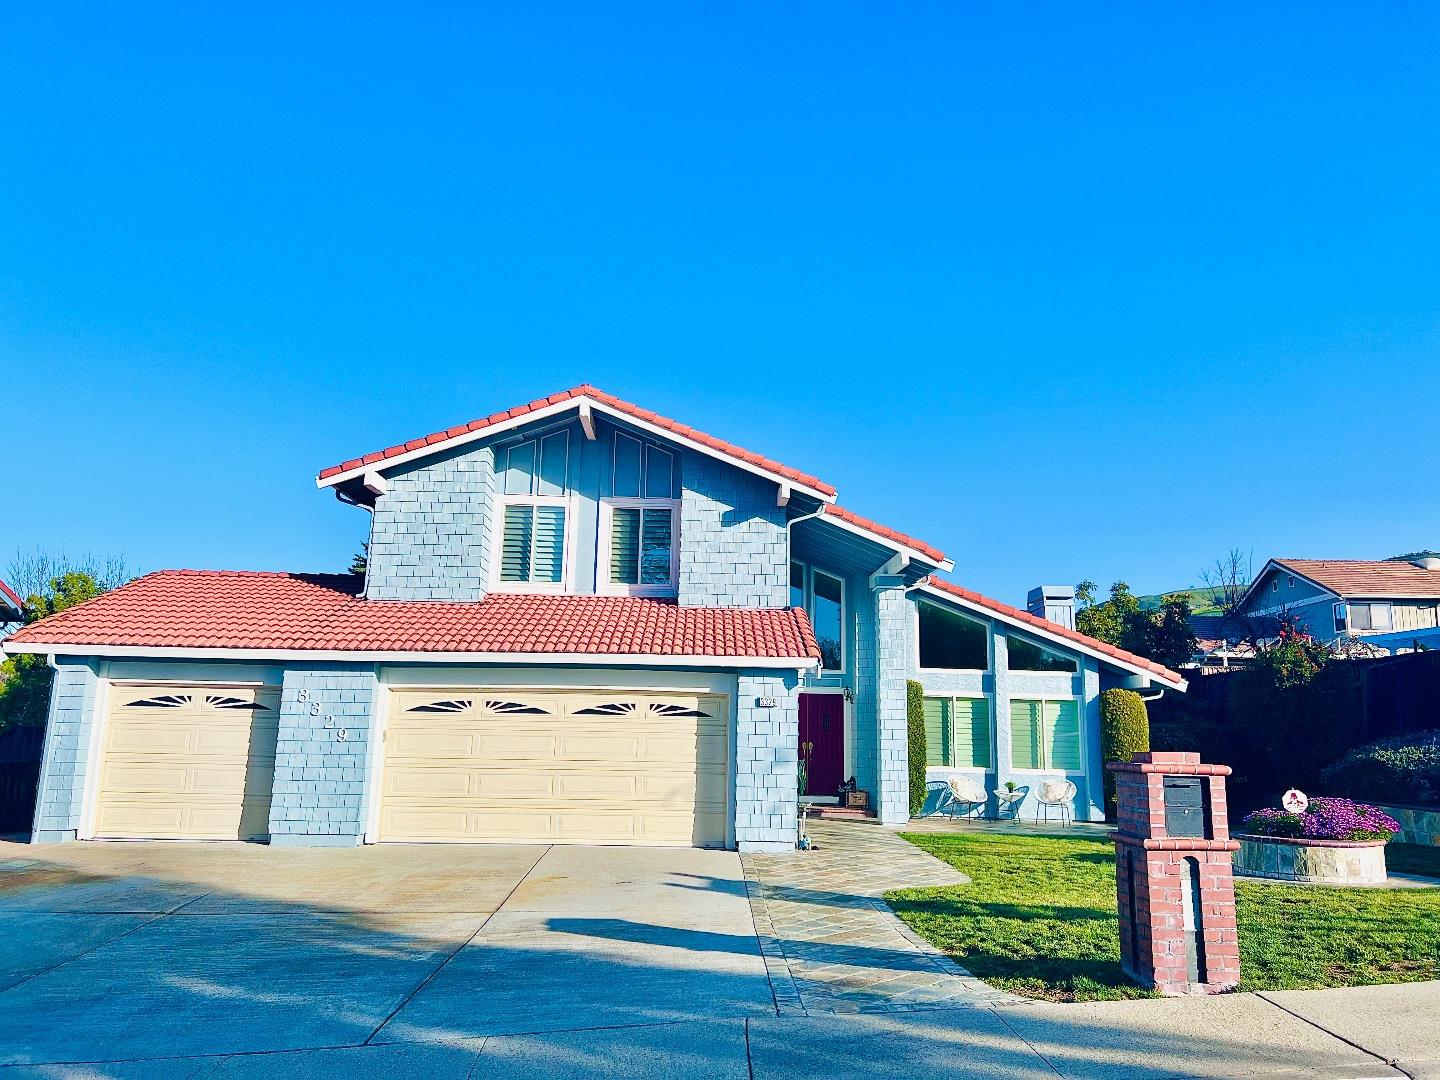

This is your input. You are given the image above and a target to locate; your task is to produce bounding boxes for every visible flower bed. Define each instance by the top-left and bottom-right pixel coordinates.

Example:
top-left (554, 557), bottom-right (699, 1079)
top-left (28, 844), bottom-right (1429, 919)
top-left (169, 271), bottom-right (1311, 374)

top-left (1235, 798), bottom-right (1400, 885)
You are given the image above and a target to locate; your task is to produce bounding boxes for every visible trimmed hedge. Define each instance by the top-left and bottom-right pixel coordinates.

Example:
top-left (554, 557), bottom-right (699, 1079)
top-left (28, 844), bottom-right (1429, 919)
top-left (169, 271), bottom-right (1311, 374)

top-left (907, 679), bottom-right (927, 818)
top-left (1100, 688), bottom-right (1150, 815)
top-left (1321, 729), bottom-right (1440, 808)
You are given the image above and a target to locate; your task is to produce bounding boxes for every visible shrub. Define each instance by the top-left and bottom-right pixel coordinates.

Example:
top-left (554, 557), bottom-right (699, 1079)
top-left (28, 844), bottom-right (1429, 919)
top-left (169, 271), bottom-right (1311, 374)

top-left (1241, 797), bottom-right (1400, 842)
top-left (1099, 688), bottom-right (1149, 816)
top-left (907, 679), bottom-right (927, 818)
top-left (1321, 729), bottom-right (1440, 808)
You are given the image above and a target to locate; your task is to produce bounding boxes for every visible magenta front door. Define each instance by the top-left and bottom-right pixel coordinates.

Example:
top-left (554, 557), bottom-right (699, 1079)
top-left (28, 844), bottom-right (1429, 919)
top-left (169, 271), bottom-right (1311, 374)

top-left (798, 693), bottom-right (844, 798)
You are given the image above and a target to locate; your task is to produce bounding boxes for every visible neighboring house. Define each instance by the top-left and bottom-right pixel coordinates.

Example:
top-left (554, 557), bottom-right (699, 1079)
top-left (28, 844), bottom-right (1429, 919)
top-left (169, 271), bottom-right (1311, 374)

top-left (1236, 557), bottom-right (1440, 651)
top-left (2, 385), bottom-right (1184, 851)
top-left (0, 579), bottom-right (22, 625)
top-left (1186, 614), bottom-right (1264, 671)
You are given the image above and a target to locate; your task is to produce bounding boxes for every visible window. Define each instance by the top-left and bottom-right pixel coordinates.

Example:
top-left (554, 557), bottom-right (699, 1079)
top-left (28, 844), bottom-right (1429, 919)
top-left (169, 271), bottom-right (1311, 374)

top-left (918, 602), bottom-right (989, 670)
top-left (496, 434), bottom-right (570, 589)
top-left (789, 561), bottom-right (846, 671)
top-left (789, 561), bottom-right (805, 608)
top-left (812, 570), bottom-right (844, 672)
top-left (1271, 578), bottom-right (1279, 593)
top-left (601, 433), bottom-right (679, 595)
top-left (1288, 575), bottom-right (1296, 588)
top-left (1010, 699), bottom-right (1082, 772)
top-left (605, 503), bottom-right (676, 592)
top-left (1007, 634), bottom-right (1079, 673)
top-left (1345, 602), bottom-right (1393, 632)
top-left (498, 502), bottom-right (567, 586)
top-left (1334, 603), bottom-right (1347, 634)
top-left (924, 696), bottom-right (991, 769)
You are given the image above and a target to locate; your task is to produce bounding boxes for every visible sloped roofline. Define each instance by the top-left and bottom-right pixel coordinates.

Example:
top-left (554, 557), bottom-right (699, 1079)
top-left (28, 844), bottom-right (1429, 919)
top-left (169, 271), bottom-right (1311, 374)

top-left (1236, 558), bottom-right (1339, 611)
top-left (0, 578), bottom-right (21, 618)
top-left (316, 384), bottom-right (837, 503)
top-left (917, 578), bottom-right (1188, 691)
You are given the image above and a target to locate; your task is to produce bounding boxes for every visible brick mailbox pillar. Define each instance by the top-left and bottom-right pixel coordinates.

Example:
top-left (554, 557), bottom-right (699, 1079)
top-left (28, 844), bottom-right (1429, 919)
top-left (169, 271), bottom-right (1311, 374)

top-left (1109, 751), bottom-right (1241, 995)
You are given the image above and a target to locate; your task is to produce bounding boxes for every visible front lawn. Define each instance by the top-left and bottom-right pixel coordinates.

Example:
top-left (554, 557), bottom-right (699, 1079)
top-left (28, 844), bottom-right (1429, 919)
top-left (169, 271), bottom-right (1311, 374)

top-left (886, 832), bottom-right (1440, 1002)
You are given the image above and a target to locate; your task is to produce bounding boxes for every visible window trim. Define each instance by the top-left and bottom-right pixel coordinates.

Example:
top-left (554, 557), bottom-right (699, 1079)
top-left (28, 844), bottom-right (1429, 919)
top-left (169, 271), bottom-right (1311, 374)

top-left (1008, 696), bottom-right (1084, 775)
top-left (490, 493), bottom-right (575, 593)
top-left (923, 693), bottom-right (993, 771)
top-left (810, 567), bottom-right (846, 674)
top-left (1005, 631), bottom-right (1080, 674)
top-left (915, 599), bottom-right (992, 673)
top-left (597, 497), bottom-right (680, 597)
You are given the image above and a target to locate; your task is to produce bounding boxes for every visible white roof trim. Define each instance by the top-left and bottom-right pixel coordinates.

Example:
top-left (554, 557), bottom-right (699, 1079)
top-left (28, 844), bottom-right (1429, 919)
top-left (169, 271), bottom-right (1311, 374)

top-left (316, 394), bottom-right (837, 504)
top-left (817, 513), bottom-right (954, 572)
top-left (914, 583), bottom-right (1187, 691)
top-left (1236, 559), bottom-right (1340, 610)
top-left (2, 640), bottom-right (820, 670)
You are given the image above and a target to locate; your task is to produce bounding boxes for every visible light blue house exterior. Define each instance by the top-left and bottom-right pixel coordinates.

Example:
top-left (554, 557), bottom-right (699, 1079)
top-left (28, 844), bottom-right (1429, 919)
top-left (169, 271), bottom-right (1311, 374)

top-left (7, 385), bottom-right (1185, 852)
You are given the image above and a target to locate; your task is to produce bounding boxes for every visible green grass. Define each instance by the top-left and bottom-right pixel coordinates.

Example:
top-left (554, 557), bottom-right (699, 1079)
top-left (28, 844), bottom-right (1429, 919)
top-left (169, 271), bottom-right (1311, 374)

top-left (886, 832), bottom-right (1440, 1002)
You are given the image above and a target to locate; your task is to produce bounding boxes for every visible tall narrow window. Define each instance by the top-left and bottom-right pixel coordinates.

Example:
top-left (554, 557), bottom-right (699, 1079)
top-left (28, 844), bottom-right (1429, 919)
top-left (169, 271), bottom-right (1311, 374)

top-left (495, 432), bottom-right (571, 589)
top-left (602, 431), bottom-right (679, 595)
top-left (811, 570), bottom-right (844, 672)
top-left (789, 561), bottom-right (806, 608)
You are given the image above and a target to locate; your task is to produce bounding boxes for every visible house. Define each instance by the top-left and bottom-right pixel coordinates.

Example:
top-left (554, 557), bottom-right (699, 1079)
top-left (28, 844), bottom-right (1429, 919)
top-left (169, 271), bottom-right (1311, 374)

top-left (0, 579), bottom-right (22, 628)
top-left (2, 385), bottom-right (1185, 851)
top-left (1236, 557), bottom-right (1440, 651)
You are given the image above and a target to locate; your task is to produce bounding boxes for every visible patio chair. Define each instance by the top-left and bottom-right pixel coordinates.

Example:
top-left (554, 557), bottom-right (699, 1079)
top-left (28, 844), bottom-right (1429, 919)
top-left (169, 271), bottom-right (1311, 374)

top-left (1034, 779), bottom-right (1077, 827)
top-left (944, 777), bottom-right (988, 820)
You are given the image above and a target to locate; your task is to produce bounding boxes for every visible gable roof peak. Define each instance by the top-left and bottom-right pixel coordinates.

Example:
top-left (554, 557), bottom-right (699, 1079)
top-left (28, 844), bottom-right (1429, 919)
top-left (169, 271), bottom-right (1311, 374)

top-left (316, 383), bottom-right (837, 500)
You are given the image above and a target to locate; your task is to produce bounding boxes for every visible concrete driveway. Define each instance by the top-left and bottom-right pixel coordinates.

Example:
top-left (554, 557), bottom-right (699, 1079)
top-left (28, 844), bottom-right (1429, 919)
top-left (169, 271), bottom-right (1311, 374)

top-left (0, 839), bottom-right (774, 1069)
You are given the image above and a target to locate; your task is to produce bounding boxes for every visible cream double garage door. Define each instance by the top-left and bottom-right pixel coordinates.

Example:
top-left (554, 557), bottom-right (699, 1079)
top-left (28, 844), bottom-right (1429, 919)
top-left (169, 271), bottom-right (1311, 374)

top-left (93, 683), bottom-right (730, 847)
top-left (380, 689), bottom-right (730, 847)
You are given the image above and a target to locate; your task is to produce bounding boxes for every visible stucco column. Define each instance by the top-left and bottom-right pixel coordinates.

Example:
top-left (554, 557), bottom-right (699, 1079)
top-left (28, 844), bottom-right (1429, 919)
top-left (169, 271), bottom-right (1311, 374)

top-left (268, 664), bottom-right (378, 847)
top-left (874, 582), bottom-right (911, 825)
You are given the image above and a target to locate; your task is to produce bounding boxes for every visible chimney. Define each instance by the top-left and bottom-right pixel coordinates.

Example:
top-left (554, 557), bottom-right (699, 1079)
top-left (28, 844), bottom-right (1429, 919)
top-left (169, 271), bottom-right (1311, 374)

top-left (1411, 557), bottom-right (1440, 571)
top-left (1028, 585), bottom-right (1076, 630)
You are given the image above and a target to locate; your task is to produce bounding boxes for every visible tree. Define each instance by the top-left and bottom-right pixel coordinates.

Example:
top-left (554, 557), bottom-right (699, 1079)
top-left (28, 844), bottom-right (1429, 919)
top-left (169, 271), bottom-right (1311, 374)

top-left (1147, 592), bottom-right (1199, 671)
top-left (349, 544), bottom-right (368, 576)
top-left (1198, 548), bottom-right (1253, 617)
top-left (0, 554), bottom-right (133, 733)
top-left (1075, 580), bottom-right (1196, 669)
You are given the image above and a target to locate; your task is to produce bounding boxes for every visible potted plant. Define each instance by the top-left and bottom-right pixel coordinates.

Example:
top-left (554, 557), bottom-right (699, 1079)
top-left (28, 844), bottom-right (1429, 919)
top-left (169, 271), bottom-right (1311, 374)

top-left (1235, 797), bottom-right (1401, 885)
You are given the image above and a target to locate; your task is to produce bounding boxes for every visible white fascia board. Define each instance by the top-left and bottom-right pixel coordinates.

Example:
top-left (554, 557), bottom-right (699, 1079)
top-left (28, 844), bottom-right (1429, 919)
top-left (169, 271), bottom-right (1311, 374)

top-left (2, 640), bottom-right (820, 670)
top-left (914, 583), bottom-right (1188, 691)
top-left (578, 400), bottom-right (596, 440)
top-left (819, 513), bottom-right (954, 573)
top-left (316, 394), bottom-right (837, 504)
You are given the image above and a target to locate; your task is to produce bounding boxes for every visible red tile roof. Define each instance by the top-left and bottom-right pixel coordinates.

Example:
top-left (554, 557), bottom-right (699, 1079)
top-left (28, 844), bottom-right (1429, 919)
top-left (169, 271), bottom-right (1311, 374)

top-left (317, 384), bottom-right (837, 497)
top-left (2, 571), bottom-right (821, 661)
top-left (823, 505), bottom-right (947, 564)
top-left (0, 578), bottom-right (22, 615)
top-left (923, 578), bottom-right (1187, 688)
top-left (1273, 558), bottom-right (1440, 600)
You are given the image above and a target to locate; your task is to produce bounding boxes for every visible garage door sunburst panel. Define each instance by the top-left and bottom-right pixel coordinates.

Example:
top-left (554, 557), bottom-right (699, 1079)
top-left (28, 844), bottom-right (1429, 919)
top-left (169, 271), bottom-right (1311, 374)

top-left (405, 698), bottom-right (550, 715)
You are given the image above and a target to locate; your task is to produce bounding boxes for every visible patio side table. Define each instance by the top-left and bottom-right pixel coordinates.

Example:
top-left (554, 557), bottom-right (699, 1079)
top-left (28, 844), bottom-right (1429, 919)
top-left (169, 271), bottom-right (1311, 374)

top-left (993, 789), bottom-right (1024, 820)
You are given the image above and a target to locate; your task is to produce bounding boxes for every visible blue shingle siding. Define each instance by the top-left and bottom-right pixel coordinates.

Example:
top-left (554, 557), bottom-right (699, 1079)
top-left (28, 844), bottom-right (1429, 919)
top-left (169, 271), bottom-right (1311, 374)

top-left (734, 670), bottom-right (799, 852)
top-left (267, 665), bottom-right (378, 846)
top-left (30, 660), bottom-right (100, 843)
top-left (365, 443), bottom-right (495, 601)
top-left (678, 452), bottom-right (787, 608)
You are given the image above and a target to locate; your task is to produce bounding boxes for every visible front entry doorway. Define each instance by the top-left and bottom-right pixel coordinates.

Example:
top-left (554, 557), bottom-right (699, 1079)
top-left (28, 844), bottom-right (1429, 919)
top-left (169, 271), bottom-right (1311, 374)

top-left (798, 692), bottom-right (845, 798)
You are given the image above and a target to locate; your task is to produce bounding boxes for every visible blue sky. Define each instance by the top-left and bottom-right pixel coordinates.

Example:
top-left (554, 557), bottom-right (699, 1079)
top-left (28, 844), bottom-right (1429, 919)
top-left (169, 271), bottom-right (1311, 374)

top-left (3, 4), bottom-right (1438, 602)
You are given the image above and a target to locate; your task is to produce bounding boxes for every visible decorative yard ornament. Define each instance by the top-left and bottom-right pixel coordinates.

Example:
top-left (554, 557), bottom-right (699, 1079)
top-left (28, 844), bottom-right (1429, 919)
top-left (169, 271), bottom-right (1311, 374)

top-left (1109, 752), bottom-right (1241, 995)
top-left (1282, 788), bottom-right (1309, 814)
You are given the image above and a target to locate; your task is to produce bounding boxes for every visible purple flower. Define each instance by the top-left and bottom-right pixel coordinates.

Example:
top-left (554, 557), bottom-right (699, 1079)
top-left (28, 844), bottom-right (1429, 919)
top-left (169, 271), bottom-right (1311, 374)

top-left (1242, 797), bottom-right (1399, 842)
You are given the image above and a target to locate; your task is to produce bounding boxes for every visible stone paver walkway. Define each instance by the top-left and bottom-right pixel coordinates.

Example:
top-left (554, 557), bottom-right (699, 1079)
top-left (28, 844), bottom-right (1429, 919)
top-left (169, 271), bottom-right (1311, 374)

top-left (741, 819), bottom-right (1018, 1014)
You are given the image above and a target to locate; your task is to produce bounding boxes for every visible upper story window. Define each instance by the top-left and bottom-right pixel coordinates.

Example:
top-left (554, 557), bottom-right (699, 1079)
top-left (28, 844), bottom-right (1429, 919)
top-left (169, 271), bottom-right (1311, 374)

top-left (917, 601), bottom-right (989, 671)
top-left (601, 433), bottom-right (678, 596)
top-left (790, 560), bottom-right (844, 672)
top-left (1007, 634), bottom-right (1079, 673)
top-left (1270, 578), bottom-right (1279, 593)
top-left (495, 432), bottom-right (571, 590)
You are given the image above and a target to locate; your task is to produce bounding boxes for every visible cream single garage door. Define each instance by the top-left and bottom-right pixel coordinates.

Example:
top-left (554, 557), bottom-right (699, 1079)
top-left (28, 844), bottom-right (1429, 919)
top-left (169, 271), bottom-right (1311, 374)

top-left (381, 689), bottom-right (729, 846)
top-left (93, 685), bottom-right (279, 840)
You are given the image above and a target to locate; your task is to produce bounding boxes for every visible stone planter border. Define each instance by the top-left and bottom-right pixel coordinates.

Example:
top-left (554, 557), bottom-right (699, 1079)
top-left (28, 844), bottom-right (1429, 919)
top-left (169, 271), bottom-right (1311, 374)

top-left (1233, 833), bottom-right (1389, 885)
top-left (1373, 803), bottom-right (1440, 848)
